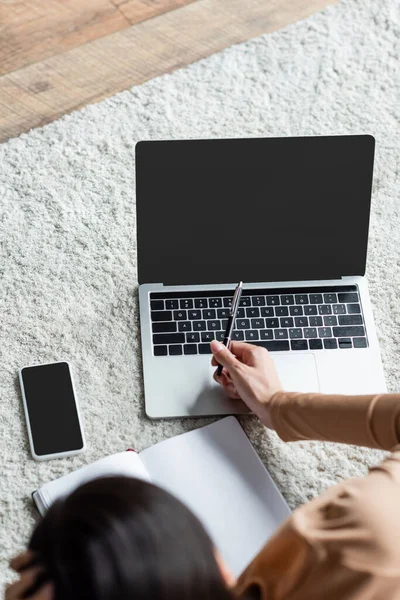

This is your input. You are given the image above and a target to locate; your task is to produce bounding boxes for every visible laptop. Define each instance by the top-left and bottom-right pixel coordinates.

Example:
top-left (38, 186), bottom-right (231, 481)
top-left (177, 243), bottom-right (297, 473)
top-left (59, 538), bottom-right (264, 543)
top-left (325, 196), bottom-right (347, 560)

top-left (136, 135), bottom-right (387, 418)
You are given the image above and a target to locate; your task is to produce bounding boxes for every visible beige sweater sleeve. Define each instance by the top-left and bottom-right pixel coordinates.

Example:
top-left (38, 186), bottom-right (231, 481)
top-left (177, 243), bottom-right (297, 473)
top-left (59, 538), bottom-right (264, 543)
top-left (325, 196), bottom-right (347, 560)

top-left (235, 392), bottom-right (400, 600)
top-left (269, 391), bottom-right (400, 450)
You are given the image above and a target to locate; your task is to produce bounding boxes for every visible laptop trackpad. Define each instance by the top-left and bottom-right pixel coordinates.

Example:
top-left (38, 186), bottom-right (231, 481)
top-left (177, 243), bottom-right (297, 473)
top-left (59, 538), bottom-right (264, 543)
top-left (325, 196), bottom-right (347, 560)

top-left (273, 353), bottom-right (320, 393)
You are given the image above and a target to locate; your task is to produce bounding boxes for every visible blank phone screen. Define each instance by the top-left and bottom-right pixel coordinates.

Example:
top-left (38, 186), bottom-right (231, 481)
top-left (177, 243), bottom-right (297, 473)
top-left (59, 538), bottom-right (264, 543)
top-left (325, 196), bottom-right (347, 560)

top-left (21, 362), bottom-right (84, 456)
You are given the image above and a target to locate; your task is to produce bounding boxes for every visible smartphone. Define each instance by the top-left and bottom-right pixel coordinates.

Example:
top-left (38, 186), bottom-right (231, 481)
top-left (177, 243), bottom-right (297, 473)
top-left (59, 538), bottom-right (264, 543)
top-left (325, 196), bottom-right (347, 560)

top-left (19, 361), bottom-right (86, 461)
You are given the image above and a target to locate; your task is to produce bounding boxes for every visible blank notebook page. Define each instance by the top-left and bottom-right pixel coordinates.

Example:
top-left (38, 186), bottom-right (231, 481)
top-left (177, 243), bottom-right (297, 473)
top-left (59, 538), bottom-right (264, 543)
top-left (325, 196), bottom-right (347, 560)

top-left (141, 417), bottom-right (290, 576)
top-left (37, 452), bottom-right (150, 512)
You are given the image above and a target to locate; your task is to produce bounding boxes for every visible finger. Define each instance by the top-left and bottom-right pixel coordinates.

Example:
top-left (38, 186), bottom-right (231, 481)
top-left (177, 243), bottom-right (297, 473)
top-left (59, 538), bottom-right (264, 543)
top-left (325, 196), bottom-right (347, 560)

top-left (210, 341), bottom-right (240, 370)
top-left (31, 582), bottom-right (54, 600)
top-left (211, 356), bottom-right (218, 367)
top-left (213, 371), bottom-right (240, 398)
top-left (229, 341), bottom-right (268, 365)
top-left (9, 552), bottom-right (37, 573)
top-left (5, 568), bottom-right (41, 600)
top-left (213, 369), bottom-right (229, 385)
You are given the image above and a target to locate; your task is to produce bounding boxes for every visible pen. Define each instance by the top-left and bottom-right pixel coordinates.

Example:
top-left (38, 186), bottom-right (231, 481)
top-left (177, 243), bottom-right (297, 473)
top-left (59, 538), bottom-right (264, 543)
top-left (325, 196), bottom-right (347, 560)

top-left (216, 281), bottom-right (243, 377)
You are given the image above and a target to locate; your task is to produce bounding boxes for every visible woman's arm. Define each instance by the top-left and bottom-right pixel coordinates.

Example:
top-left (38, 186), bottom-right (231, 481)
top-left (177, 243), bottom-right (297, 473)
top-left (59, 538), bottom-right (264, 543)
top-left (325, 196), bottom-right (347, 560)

top-left (210, 340), bottom-right (400, 450)
top-left (269, 390), bottom-right (400, 450)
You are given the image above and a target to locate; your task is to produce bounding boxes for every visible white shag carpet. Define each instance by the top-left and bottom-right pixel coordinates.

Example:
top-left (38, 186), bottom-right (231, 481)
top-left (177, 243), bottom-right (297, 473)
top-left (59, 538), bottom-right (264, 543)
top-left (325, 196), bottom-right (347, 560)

top-left (1, 0), bottom-right (399, 586)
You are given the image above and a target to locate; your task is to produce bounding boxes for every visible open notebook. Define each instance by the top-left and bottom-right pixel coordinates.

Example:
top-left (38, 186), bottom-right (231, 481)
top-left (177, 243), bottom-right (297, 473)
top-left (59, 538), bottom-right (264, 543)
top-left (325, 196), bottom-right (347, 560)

top-left (33, 417), bottom-right (290, 576)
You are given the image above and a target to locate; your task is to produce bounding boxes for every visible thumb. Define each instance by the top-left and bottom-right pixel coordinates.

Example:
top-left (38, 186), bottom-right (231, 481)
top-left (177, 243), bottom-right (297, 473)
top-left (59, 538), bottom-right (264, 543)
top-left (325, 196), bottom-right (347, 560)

top-left (210, 341), bottom-right (239, 370)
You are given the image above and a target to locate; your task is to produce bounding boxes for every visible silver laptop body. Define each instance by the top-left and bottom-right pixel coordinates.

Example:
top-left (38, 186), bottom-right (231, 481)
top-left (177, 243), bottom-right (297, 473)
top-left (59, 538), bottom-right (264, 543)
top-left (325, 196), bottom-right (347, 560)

top-left (136, 136), bottom-right (386, 418)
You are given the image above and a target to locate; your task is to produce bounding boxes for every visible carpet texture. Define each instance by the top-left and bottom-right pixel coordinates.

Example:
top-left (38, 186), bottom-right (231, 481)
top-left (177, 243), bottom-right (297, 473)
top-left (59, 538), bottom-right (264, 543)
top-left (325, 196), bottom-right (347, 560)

top-left (1, 0), bottom-right (399, 586)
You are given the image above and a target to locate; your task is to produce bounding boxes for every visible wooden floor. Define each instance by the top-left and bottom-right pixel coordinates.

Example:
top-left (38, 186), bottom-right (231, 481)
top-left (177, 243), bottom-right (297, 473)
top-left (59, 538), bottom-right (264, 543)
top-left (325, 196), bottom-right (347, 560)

top-left (0, 0), bottom-right (336, 143)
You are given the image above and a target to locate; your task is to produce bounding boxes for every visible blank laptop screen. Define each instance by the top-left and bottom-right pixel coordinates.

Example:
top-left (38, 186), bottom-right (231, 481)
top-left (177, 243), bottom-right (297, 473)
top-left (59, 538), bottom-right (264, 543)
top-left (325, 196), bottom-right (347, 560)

top-left (135, 135), bottom-right (375, 285)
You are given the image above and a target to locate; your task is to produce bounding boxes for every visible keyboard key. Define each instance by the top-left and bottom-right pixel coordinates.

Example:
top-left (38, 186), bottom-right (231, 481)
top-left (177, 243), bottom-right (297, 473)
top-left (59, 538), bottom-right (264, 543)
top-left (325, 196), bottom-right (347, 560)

top-left (180, 299), bottom-right (193, 309)
top-left (291, 340), bottom-right (308, 351)
top-left (215, 331), bottom-right (225, 342)
top-left (188, 310), bottom-right (202, 320)
top-left (154, 345), bottom-right (167, 356)
top-left (245, 330), bottom-right (259, 341)
top-left (332, 326), bottom-right (365, 337)
top-left (324, 338), bottom-right (338, 349)
top-left (333, 304), bottom-right (346, 315)
top-left (251, 318), bottom-right (265, 329)
top-left (295, 316), bottom-right (308, 327)
top-left (280, 317), bottom-right (294, 328)
top-left (318, 305), bottom-right (332, 315)
top-left (246, 307), bottom-right (260, 318)
top-left (339, 315), bottom-right (363, 326)
top-left (252, 296), bottom-right (266, 306)
top-left (260, 329), bottom-right (274, 340)
top-left (165, 299), bottom-right (179, 310)
top-left (151, 300), bottom-right (164, 310)
top-left (265, 318), bottom-right (279, 328)
top-left (237, 308), bottom-right (246, 318)
top-left (339, 338), bottom-right (352, 349)
top-left (347, 303), bottom-right (361, 314)
top-left (289, 306), bottom-right (303, 316)
top-left (173, 310), bottom-right (187, 321)
top-left (274, 329), bottom-right (289, 339)
top-left (266, 295), bottom-right (280, 306)
top-left (153, 333), bottom-right (185, 345)
top-left (209, 298), bottom-right (222, 308)
top-left (199, 343), bottom-right (212, 354)
top-left (195, 298), bottom-right (208, 308)
top-left (309, 338), bottom-right (323, 350)
top-left (304, 305), bottom-right (317, 315)
top-left (261, 307), bottom-right (274, 317)
top-left (169, 345), bottom-right (183, 355)
top-left (152, 322), bottom-right (177, 333)
top-left (240, 297), bottom-right (251, 307)
top-left (217, 308), bottom-right (230, 319)
top-left (223, 297), bottom-right (232, 308)
top-left (323, 316), bottom-right (337, 326)
top-left (304, 328), bottom-right (318, 338)
top-left (178, 321), bottom-right (191, 332)
top-left (186, 332), bottom-right (200, 343)
top-left (281, 295), bottom-right (294, 305)
top-left (338, 292), bottom-right (359, 303)
top-left (184, 344), bottom-right (197, 355)
top-left (309, 316), bottom-right (323, 327)
top-left (193, 321), bottom-right (207, 331)
top-left (295, 294), bottom-right (308, 304)
top-left (152, 311), bottom-right (172, 322)
top-left (353, 337), bottom-right (367, 348)
top-left (201, 332), bottom-right (215, 342)
top-left (289, 328), bottom-right (303, 339)
top-left (237, 319), bottom-right (250, 329)
top-left (232, 331), bottom-right (245, 341)
top-left (309, 293), bottom-right (323, 304)
top-left (318, 327), bottom-right (332, 338)
top-left (253, 340), bottom-right (290, 351)
top-left (275, 306), bottom-right (289, 317)
top-left (221, 319), bottom-right (228, 329)
top-left (323, 293), bottom-right (337, 303)
top-left (203, 309), bottom-right (216, 319)
top-left (207, 320), bottom-right (221, 330)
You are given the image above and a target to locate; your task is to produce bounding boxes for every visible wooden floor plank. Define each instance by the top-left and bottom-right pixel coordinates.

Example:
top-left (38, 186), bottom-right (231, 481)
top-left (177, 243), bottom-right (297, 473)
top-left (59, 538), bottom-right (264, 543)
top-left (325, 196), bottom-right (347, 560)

top-left (0, 0), bottom-right (195, 75)
top-left (0, 0), bottom-right (336, 143)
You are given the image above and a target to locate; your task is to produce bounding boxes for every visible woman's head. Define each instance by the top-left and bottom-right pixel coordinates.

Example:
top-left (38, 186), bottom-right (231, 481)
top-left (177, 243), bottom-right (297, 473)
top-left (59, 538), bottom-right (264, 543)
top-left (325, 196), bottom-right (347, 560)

top-left (27, 476), bottom-right (234, 600)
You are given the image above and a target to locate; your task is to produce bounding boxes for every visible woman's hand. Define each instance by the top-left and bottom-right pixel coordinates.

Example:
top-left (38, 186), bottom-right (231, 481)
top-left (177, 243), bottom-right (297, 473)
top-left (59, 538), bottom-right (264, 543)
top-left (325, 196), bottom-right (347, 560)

top-left (210, 340), bottom-right (283, 428)
top-left (6, 552), bottom-right (53, 600)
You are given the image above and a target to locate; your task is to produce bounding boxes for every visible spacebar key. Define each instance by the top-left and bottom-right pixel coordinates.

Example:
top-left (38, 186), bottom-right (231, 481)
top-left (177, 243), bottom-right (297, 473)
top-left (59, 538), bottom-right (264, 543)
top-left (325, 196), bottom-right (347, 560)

top-left (153, 333), bottom-right (185, 345)
top-left (252, 340), bottom-right (290, 351)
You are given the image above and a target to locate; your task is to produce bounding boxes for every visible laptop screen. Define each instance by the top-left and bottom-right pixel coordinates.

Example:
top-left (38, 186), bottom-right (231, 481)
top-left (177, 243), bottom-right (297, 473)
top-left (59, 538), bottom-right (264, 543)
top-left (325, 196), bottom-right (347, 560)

top-left (135, 135), bottom-right (375, 285)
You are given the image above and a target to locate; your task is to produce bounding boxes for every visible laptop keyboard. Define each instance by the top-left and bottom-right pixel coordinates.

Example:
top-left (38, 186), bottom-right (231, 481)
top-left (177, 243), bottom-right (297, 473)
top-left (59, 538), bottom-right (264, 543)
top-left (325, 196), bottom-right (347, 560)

top-left (149, 285), bottom-right (368, 356)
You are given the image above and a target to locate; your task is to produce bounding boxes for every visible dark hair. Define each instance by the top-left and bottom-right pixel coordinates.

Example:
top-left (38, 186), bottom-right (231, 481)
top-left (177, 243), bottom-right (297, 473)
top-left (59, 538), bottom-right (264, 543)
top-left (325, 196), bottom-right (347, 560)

top-left (28, 476), bottom-right (235, 600)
